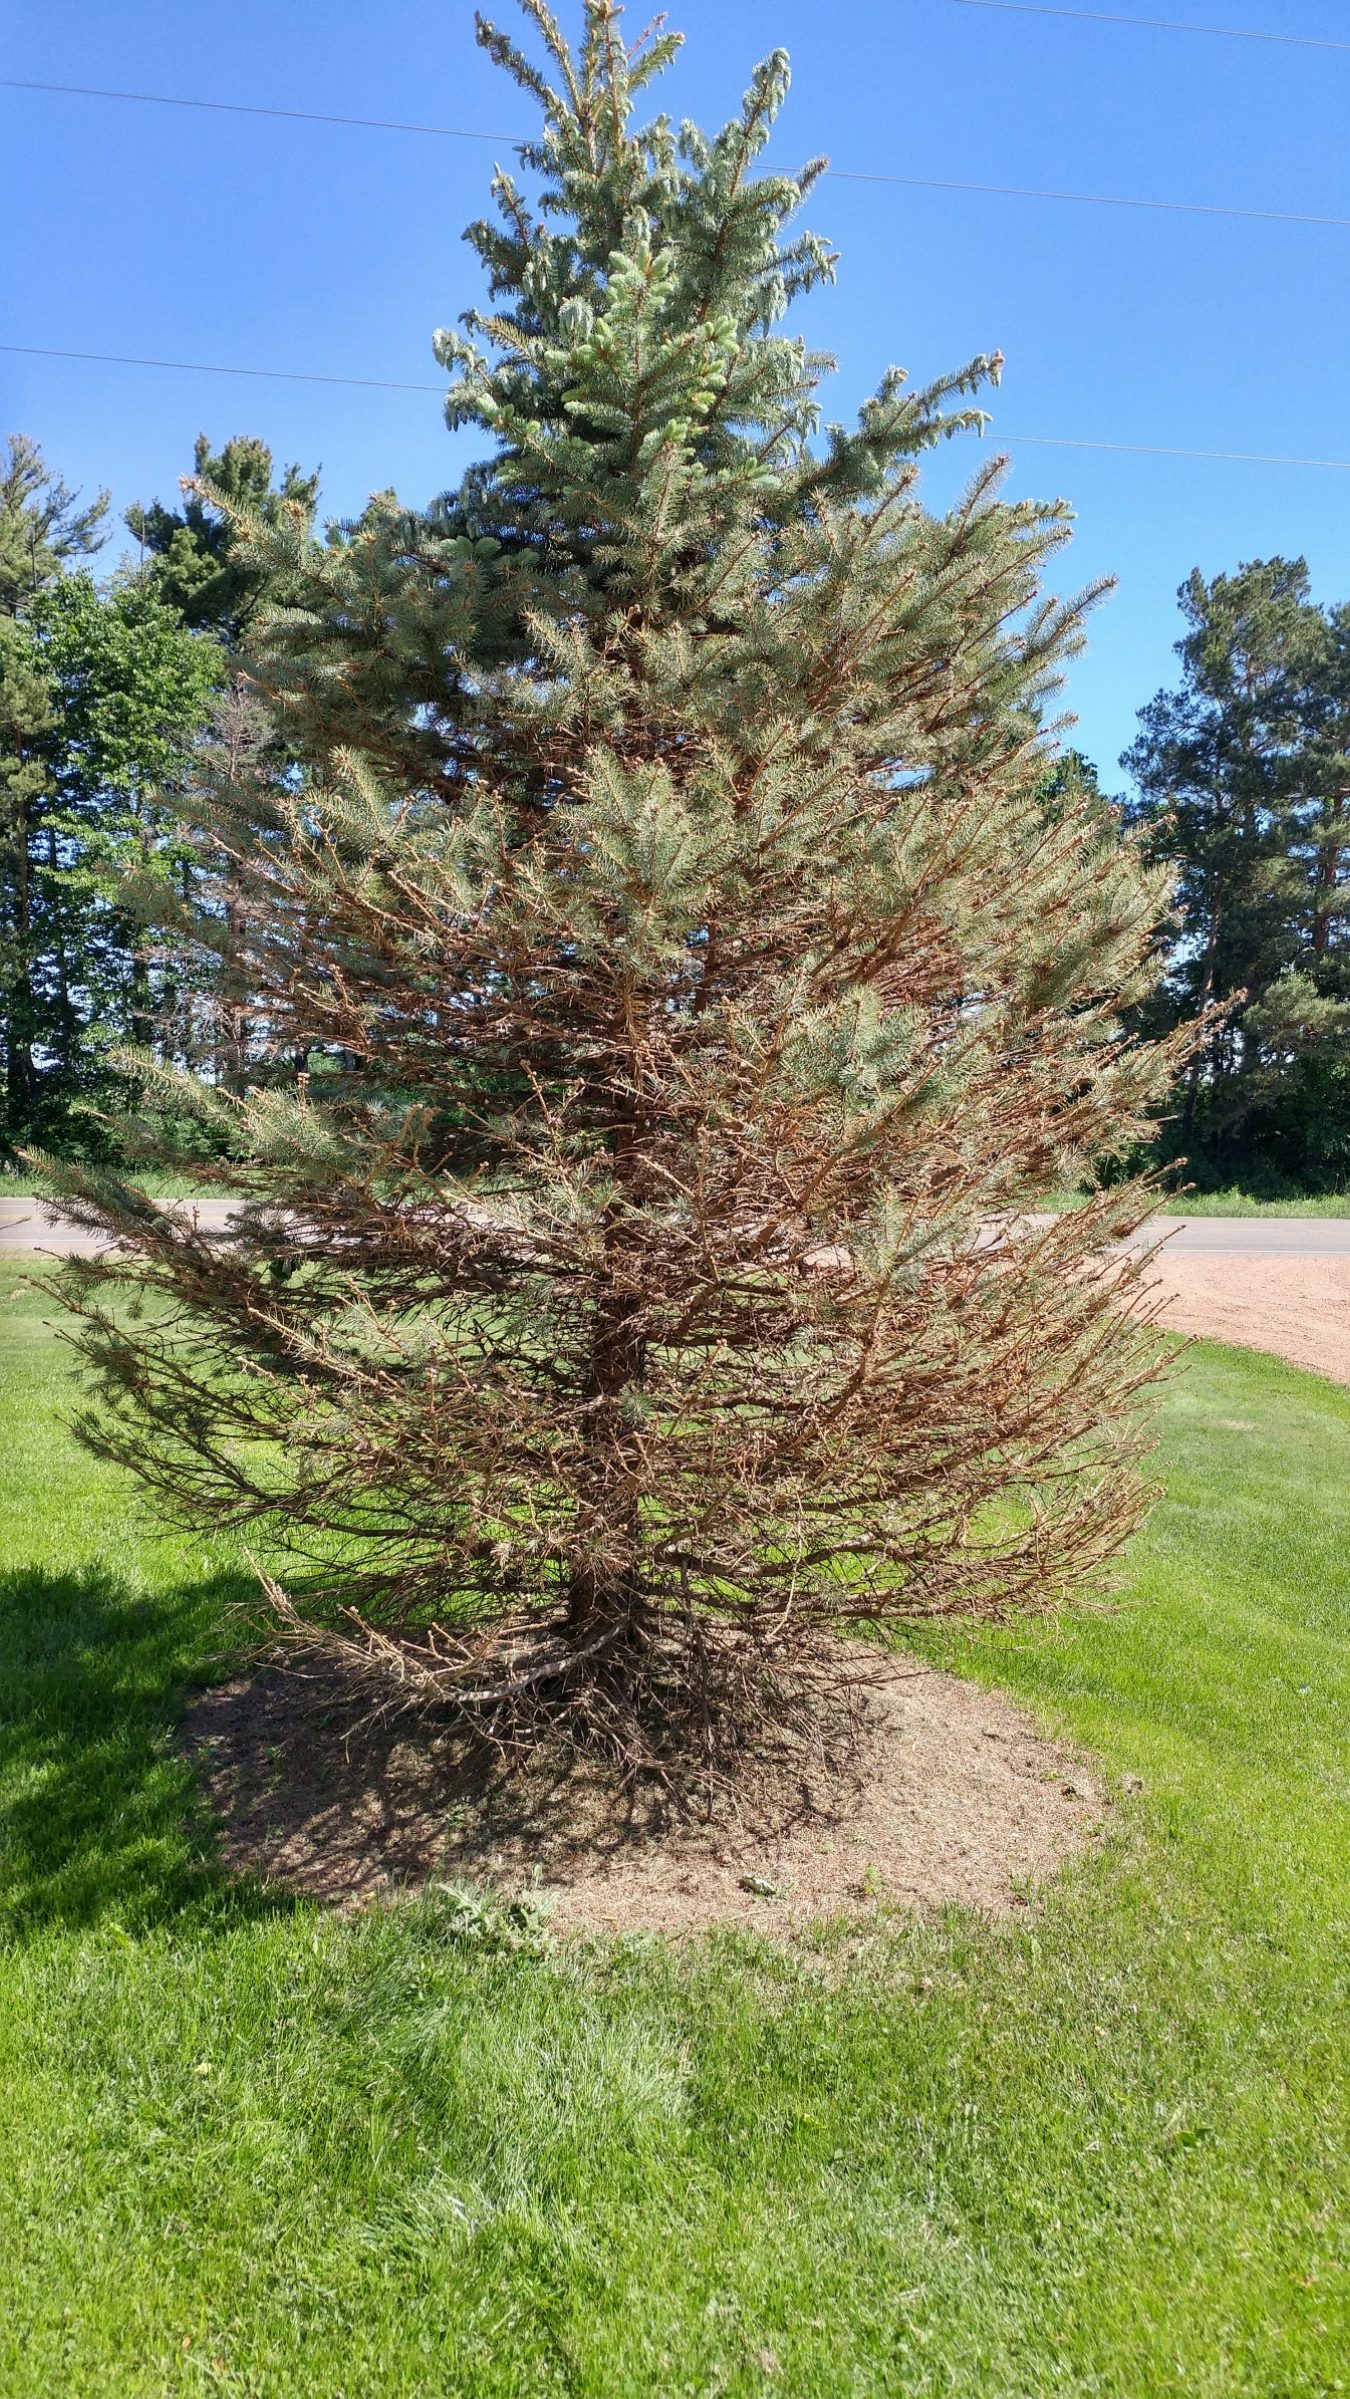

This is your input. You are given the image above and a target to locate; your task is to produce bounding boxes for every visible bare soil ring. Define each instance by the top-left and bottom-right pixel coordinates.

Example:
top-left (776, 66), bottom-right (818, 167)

top-left (181, 1655), bottom-right (1106, 1938)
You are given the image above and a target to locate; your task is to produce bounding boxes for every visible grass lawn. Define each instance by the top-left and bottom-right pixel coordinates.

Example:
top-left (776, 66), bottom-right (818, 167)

top-left (1040, 1187), bottom-right (1350, 1218)
top-left (1155, 1189), bottom-right (1350, 1217)
top-left (0, 1261), bottom-right (1346, 2397)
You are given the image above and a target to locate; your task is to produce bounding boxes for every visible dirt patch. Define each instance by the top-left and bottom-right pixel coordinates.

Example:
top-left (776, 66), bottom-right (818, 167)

top-left (181, 1653), bottom-right (1104, 1936)
top-left (1152, 1256), bottom-right (1350, 1386)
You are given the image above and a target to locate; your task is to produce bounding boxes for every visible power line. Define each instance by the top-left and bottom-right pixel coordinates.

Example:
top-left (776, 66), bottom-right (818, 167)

top-left (998, 431), bottom-right (1350, 468)
top-left (941, 1), bottom-right (1350, 53)
top-left (0, 77), bottom-right (515, 143)
top-left (5, 342), bottom-right (1349, 472)
top-left (0, 343), bottom-right (442, 394)
top-left (3, 74), bottom-right (1349, 235)
top-left (825, 167), bottom-right (1350, 233)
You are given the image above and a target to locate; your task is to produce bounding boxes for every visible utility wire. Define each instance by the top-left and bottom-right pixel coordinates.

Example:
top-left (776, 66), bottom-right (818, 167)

top-left (2, 74), bottom-right (1348, 234)
top-left (941, 1), bottom-right (1350, 53)
top-left (0, 343), bottom-right (443, 393)
top-left (0, 78), bottom-right (515, 143)
top-left (4, 344), bottom-right (1348, 471)
top-left (997, 431), bottom-right (1350, 468)
top-left (5, 75), bottom-right (1346, 468)
top-left (825, 167), bottom-right (1350, 233)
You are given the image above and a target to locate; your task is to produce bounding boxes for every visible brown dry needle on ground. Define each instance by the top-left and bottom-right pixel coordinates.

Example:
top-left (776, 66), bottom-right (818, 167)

top-left (182, 1645), bottom-right (1105, 1937)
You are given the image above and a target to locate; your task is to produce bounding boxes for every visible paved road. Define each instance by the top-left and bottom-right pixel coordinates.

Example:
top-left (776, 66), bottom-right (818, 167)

top-left (3, 1195), bottom-right (1350, 1259)
top-left (1122, 1215), bottom-right (1350, 1257)
top-left (0, 1196), bottom-right (239, 1258)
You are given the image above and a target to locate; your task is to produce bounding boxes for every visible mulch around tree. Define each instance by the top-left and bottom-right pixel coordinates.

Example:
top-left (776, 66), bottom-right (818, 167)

top-left (180, 1648), bottom-right (1106, 1936)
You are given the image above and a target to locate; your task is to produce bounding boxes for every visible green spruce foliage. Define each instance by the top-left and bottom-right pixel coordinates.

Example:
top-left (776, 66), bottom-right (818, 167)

top-left (46, 2), bottom-right (1180, 1761)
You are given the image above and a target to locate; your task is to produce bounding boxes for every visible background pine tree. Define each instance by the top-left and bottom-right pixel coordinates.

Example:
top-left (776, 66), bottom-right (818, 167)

top-left (0, 436), bottom-right (108, 619)
top-left (126, 435), bottom-right (319, 646)
top-left (43, 1), bottom-right (1182, 1769)
top-left (1125, 559), bottom-right (1350, 1188)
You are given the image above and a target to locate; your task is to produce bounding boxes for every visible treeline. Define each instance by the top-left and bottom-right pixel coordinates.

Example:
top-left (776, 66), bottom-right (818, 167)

top-left (1124, 560), bottom-right (1350, 1192)
top-left (0, 434), bottom-right (312, 1156)
top-left (0, 428), bottom-right (1347, 1190)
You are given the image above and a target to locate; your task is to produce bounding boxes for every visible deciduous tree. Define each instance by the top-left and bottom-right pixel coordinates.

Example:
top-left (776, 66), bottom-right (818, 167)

top-left (1, 560), bottom-right (221, 1153)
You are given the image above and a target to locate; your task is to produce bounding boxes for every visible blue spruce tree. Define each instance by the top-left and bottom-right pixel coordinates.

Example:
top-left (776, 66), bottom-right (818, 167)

top-left (45, 2), bottom-right (1181, 1769)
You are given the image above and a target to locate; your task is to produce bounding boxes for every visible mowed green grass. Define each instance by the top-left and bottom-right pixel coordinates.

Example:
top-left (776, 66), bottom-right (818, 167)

top-left (0, 1263), bottom-right (1345, 2398)
top-left (1041, 1186), bottom-right (1350, 1217)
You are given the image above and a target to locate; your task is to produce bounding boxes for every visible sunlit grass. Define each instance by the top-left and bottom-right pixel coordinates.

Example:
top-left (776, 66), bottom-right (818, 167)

top-left (0, 1261), bottom-right (1345, 2395)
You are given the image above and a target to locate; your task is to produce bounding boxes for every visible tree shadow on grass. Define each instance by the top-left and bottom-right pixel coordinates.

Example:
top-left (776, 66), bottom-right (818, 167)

top-left (0, 1563), bottom-right (297, 1936)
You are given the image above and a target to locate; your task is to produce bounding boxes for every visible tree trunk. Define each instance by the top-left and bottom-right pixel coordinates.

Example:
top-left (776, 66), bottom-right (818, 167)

top-left (129, 944), bottom-right (153, 1056)
top-left (46, 824), bottom-right (75, 1080)
top-left (1311, 789), bottom-right (1346, 957)
top-left (1181, 879), bottom-right (1223, 1144)
top-left (127, 793), bottom-right (156, 1057)
top-left (221, 890), bottom-right (251, 1092)
top-left (566, 1272), bottom-right (646, 1647)
top-left (6, 784), bottom-right (36, 1130)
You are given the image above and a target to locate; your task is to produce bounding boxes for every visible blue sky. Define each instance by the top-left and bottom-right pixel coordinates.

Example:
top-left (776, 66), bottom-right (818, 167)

top-left (5, 0), bottom-right (1350, 785)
